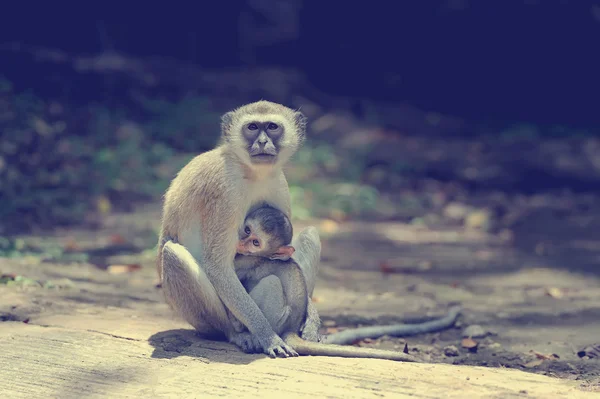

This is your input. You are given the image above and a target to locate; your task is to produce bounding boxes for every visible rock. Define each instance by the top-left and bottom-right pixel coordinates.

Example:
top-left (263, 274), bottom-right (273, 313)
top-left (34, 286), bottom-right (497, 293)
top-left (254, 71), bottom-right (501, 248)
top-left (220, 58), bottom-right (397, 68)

top-left (462, 325), bottom-right (488, 338)
top-left (444, 345), bottom-right (460, 357)
top-left (577, 345), bottom-right (600, 359)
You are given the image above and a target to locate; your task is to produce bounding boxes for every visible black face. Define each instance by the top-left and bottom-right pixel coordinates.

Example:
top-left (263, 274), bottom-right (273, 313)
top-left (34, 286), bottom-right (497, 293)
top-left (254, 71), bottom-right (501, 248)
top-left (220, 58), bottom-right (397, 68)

top-left (243, 121), bottom-right (283, 164)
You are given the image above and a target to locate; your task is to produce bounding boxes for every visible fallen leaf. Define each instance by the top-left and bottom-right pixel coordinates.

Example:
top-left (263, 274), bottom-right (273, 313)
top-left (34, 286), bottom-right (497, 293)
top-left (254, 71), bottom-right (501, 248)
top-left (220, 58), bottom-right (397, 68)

top-left (106, 264), bottom-right (142, 274)
top-left (546, 287), bottom-right (564, 299)
top-left (461, 338), bottom-right (479, 350)
top-left (63, 238), bottom-right (80, 252)
top-left (22, 318), bottom-right (30, 324)
top-left (523, 359), bottom-right (544, 368)
top-left (109, 234), bottom-right (127, 245)
top-left (325, 327), bottom-right (339, 334)
top-left (311, 296), bottom-right (322, 303)
top-left (531, 350), bottom-right (560, 360)
top-left (379, 261), bottom-right (394, 274)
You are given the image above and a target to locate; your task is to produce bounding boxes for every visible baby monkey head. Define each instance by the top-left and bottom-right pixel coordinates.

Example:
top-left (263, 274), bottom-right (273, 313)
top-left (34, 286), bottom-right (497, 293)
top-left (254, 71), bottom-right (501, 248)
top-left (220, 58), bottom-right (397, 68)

top-left (237, 205), bottom-right (295, 261)
top-left (220, 100), bottom-right (307, 169)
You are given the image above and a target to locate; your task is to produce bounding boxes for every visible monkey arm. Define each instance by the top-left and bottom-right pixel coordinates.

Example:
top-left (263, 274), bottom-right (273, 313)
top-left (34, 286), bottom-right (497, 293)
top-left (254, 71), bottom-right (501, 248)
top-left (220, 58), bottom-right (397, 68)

top-left (192, 222), bottom-right (297, 358)
top-left (300, 300), bottom-right (321, 342)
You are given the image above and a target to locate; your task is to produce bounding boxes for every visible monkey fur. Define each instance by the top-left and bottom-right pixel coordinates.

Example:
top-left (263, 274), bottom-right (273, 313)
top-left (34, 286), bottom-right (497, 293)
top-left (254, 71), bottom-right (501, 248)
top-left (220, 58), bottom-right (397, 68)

top-left (157, 100), bottom-right (319, 358)
top-left (232, 205), bottom-right (461, 362)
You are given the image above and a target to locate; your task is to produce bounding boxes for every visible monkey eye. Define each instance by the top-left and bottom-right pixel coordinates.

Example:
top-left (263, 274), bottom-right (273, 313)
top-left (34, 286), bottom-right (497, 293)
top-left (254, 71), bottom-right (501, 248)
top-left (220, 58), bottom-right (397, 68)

top-left (252, 239), bottom-right (260, 247)
top-left (248, 123), bottom-right (258, 131)
top-left (267, 123), bottom-right (279, 130)
top-left (244, 226), bottom-right (251, 235)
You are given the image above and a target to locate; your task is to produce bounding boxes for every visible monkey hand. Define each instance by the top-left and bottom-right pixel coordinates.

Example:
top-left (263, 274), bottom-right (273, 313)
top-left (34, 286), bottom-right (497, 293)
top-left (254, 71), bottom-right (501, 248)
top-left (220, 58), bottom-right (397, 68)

top-left (257, 332), bottom-right (298, 358)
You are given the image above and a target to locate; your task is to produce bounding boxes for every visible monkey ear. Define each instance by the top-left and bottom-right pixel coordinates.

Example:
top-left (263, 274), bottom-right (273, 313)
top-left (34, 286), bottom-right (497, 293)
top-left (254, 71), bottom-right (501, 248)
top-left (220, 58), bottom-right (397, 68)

top-left (221, 111), bottom-right (234, 137)
top-left (294, 111), bottom-right (307, 139)
top-left (269, 245), bottom-right (295, 261)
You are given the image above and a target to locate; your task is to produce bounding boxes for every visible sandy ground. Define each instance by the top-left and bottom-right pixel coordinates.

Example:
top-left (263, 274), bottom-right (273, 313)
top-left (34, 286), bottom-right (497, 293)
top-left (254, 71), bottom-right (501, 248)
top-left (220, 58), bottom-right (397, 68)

top-left (1, 204), bottom-right (599, 398)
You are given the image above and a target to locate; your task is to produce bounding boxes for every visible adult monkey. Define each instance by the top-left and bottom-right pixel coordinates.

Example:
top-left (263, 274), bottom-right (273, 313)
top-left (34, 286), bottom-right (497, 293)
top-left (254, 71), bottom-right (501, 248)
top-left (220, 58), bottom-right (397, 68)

top-left (157, 100), bottom-right (320, 358)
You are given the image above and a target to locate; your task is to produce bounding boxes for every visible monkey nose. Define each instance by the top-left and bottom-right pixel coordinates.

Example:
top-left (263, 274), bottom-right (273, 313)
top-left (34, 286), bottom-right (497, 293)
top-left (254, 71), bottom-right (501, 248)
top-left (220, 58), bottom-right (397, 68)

top-left (236, 242), bottom-right (246, 253)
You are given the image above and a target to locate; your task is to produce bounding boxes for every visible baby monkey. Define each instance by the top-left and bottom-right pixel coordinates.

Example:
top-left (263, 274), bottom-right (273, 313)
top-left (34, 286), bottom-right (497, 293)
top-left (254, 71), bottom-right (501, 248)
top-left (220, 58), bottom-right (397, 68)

top-left (230, 205), bottom-right (307, 337)
top-left (231, 205), bottom-right (460, 362)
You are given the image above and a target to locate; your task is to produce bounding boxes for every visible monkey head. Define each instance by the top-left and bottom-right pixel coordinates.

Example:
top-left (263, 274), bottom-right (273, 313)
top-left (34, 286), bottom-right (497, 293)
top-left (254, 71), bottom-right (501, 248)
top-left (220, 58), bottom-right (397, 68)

top-left (237, 205), bottom-right (295, 261)
top-left (220, 100), bottom-right (307, 169)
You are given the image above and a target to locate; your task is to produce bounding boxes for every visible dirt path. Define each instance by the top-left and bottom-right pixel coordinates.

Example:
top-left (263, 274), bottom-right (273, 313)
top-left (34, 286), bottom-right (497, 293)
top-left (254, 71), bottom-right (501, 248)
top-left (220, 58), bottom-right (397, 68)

top-left (1, 205), bottom-right (599, 397)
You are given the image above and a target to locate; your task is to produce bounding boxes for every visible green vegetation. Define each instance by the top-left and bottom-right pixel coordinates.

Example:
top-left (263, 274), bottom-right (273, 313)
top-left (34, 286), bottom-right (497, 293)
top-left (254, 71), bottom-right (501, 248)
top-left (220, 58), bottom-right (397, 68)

top-left (0, 79), bottom-right (220, 232)
top-left (0, 79), bottom-right (383, 233)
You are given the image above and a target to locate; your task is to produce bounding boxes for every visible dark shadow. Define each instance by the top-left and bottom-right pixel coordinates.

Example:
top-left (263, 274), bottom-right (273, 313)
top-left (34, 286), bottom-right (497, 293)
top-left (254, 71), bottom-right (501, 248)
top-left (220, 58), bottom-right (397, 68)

top-left (148, 329), bottom-right (266, 365)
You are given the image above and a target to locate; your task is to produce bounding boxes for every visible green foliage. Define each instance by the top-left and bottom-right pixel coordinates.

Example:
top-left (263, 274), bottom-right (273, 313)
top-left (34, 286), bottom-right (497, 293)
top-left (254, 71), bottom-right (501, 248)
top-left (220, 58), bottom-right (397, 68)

top-left (134, 94), bottom-right (221, 151)
top-left (0, 83), bottom-right (185, 232)
top-left (289, 143), bottom-right (381, 220)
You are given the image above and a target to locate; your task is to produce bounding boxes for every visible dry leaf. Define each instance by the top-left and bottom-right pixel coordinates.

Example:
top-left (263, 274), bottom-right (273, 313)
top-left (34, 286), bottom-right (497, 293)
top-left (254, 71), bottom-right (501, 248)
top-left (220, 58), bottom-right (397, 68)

top-left (523, 359), bottom-right (544, 368)
top-left (109, 234), bottom-right (127, 245)
top-left (531, 350), bottom-right (559, 360)
top-left (106, 264), bottom-right (142, 274)
top-left (63, 238), bottom-right (80, 252)
top-left (461, 338), bottom-right (479, 350)
top-left (379, 261), bottom-right (395, 274)
top-left (311, 296), bottom-right (322, 303)
top-left (325, 327), bottom-right (339, 334)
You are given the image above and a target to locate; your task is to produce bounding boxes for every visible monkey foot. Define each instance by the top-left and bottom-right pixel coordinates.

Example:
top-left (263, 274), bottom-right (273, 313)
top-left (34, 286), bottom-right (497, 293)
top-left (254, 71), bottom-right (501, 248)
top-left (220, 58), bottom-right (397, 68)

top-left (260, 334), bottom-right (298, 358)
top-left (229, 332), bottom-right (262, 353)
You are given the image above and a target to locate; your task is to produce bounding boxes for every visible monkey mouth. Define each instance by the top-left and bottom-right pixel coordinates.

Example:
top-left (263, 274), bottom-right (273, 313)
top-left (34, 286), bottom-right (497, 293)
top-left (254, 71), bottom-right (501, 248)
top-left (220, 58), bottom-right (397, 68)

top-left (250, 153), bottom-right (277, 163)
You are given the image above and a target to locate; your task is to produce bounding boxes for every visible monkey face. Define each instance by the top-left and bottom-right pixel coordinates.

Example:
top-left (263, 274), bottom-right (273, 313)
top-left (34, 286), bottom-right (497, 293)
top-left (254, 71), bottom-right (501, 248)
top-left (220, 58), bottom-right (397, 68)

top-left (220, 101), bottom-right (307, 169)
top-left (242, 121), bottom-right (283, 164)
top-left (236, 221), bottom-right (268, 256)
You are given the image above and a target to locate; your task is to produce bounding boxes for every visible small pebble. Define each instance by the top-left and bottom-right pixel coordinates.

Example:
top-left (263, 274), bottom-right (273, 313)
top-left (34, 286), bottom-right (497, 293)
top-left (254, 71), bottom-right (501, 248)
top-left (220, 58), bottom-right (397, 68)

top-left (444, 345), bottom-right (459, 357)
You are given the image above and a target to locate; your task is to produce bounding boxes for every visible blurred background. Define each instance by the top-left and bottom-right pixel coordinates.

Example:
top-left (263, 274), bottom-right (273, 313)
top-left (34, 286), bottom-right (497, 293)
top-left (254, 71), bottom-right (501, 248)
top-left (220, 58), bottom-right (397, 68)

top-left (1, 0), bottom-right (600, 380)
top-left (2, 0), bottom-right (600, 265)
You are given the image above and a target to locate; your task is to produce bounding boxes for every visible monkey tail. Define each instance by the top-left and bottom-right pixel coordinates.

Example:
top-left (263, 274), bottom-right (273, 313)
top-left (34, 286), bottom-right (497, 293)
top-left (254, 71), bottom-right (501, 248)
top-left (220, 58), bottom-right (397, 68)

top-left (321, 306), bottom-right (462, 345)
top-left (284, 334), bottom-right (419, 362)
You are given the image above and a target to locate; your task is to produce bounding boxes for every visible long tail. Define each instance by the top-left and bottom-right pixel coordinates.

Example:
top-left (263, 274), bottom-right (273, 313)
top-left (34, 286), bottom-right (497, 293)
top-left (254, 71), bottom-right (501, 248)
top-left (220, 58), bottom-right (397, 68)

top-left (285, 334), bottom-right (419, 362)
top-left (322, 306), bottom-right (462, 345)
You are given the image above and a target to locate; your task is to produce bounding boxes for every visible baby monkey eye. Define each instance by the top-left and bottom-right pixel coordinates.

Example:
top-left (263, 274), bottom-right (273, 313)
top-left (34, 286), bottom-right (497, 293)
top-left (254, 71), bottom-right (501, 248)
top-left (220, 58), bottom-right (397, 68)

top-left (244, 226), bottom-right (251, 235)
top-left (252, 240), bottom-right (260, 247)
top-left (267, 123), bottom-right (278, 130)
top-left (248, 123), bottom-right (258, 130)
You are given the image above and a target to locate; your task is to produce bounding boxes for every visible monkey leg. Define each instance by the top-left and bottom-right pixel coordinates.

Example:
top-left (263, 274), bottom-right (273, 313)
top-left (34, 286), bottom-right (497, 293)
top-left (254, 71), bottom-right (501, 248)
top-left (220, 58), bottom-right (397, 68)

top-left (300, 301), bottom-right (321, 342)
top-left (160, 241), bottom-right (233, 338)
top-left (291, 226), bottom-right (322, 297)
top-left (247, 275), bottom-right (291, 335)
